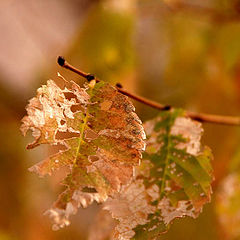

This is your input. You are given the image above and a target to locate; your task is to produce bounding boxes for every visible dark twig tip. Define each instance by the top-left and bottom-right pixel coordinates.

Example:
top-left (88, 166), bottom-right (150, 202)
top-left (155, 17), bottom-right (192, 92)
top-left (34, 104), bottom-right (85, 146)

top-left (163, 105), bottom-right (172, 111)
top-left (191, 116), bottom-right (204, 122)
top-left (116, 83), bottom-right (123, 88)
top-left (57, 56), bottom-right (65, 66)
top-left (86, 74), bottom-right (95, 82)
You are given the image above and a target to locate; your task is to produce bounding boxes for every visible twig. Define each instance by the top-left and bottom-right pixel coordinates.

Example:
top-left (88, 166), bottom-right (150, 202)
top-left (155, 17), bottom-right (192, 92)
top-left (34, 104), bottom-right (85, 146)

top-left (57, 56), bottom-right (240, 126)
top-left (57, 56), bottom-right (96, 82)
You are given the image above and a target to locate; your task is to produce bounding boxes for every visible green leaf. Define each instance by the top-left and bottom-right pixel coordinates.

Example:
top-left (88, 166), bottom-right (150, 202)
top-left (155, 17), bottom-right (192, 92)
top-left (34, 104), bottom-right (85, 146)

top-left (21, 75), bottom-right (145, 230)
top-left (104, 109), bottom-right (213, 240)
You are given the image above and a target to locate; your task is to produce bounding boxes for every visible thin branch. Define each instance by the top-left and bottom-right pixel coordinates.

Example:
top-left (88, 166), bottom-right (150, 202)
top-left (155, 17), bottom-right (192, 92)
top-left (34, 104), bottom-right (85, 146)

top-left (57, 56), bottom-right (240, 126)
top-left (57, 56), bottom-right (96, 82)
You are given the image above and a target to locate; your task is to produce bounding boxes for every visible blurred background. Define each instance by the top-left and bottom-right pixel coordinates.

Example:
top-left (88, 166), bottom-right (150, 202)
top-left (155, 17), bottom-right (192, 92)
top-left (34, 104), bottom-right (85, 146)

top-left (1, 0), bottom-right (240, 239)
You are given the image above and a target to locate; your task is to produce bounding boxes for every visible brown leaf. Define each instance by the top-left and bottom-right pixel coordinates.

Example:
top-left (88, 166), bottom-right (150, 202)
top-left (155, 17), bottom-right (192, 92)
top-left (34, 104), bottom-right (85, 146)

top-left (21, 75), bottom-right (145, 229)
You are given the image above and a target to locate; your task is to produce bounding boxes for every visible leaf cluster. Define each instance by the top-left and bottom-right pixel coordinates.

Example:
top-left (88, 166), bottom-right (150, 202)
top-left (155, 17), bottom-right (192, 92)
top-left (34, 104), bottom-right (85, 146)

top-left (21, 76), bottom-right (213, 239)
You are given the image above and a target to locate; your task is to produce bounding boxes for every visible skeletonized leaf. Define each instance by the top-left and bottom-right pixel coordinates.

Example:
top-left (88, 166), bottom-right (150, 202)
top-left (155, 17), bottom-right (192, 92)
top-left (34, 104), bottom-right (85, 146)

top-left (104, 109), bottom-right (213, 240)
top-left (21, 75), bottom-right (145, 230)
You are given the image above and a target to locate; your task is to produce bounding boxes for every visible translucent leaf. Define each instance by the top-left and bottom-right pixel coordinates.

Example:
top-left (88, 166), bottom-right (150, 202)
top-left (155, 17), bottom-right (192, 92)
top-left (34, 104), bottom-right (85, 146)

top-left (104, 109), bottom-right (213, 240)
top-left (21, 75), bottom-right (145, 230)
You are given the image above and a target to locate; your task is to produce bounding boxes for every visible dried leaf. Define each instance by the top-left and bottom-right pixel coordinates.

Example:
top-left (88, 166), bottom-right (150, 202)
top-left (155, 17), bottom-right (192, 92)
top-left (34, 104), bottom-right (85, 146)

top-left (21, 75), bottom-right (145, 229)
top-left (104, 109), bottom-right (213, 240)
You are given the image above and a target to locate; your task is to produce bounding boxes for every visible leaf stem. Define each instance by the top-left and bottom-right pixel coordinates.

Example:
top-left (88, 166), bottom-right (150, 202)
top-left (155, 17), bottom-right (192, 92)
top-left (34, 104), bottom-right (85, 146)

top-left (57, 56), bottom-right (240, 126)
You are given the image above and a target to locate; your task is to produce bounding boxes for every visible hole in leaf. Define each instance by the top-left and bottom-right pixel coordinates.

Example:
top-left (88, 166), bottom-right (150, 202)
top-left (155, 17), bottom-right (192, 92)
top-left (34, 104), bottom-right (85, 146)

top-left (64, 92), bottom-right (77, 101)
top-left (48, 143), bottom-right (68, 155)
top-left (186, 205), bottom-right (193, 211)
top-left (82, 187), bottom-right (97, 193)
top-left (85, 129), bottom-right (98, 140)
top-left (71, 104), bottom-right (84, 113)
top-left (88, 155), bottom-right (99, 162)
top-left (55, 131), bottom-right (80, 140)
top-left (60, 120), bottom-right (66, 125)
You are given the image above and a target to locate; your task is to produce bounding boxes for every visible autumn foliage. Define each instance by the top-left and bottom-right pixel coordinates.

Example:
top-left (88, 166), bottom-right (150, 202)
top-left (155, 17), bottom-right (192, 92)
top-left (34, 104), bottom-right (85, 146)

top-left (21, 74), bottom-right (213, 239)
